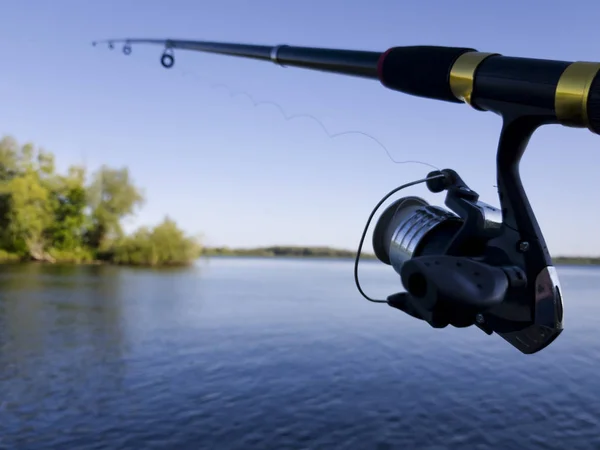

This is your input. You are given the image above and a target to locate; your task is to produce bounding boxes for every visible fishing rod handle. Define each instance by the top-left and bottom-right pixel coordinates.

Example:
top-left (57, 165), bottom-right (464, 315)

top-left (378, 46), bottom-right (600, 133)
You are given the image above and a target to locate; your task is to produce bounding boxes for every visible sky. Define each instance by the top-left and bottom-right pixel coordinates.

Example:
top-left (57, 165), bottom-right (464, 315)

top-left (1, 0), bottom-right (600, 256)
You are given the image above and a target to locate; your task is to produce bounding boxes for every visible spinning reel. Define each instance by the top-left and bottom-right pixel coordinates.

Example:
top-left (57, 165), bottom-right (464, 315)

top-left (362, 136), bottom-right (563, 355)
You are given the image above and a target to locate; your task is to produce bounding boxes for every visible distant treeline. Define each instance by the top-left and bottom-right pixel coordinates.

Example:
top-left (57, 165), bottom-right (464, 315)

top-left (0, 136), bottom-right (200, 266)
top-left (553, 257), bottom-right (600, 265)
top-left (202, 246), bottom-right (600, 266)
top-left (201, 246), bottom-right (376, 259)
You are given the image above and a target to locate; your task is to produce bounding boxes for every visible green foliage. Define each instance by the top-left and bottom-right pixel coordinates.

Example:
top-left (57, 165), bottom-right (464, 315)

top-left (86, 165), bottom-right (145, 250)
top-left (0, 135), bottom-right (199, 267)
top-left (112, 218), bottom-right (200, 266)
top-left (47, 166), bottom-right (89, 251)
top-left (0, 140), bottom-right (54, 257)
top-left (47, 247), bottom-right (95, 264)
top-left (0, 249), bottom-right (21, 262)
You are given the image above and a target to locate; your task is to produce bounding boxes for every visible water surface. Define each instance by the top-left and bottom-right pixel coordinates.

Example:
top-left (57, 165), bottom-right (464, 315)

top-left (1, 258), bottom-right (599, 449)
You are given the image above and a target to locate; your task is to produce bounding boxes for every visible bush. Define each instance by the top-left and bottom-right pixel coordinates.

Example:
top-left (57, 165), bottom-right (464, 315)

top-left (111, 218), bottom-right (200, 267)
top-left (47, 247), bottom-right (95, 263)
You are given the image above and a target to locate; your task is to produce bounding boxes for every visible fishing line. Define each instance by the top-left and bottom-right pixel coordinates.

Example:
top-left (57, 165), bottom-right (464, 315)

top-left (160, 65), bottom-right (445, 300)
top-left (174, 68), bottom-right (440, 171)
top-left (169, 67), bottom-right (447, 302)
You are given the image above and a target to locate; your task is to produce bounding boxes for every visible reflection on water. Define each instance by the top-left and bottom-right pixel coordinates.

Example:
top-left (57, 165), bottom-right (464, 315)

top-left (0, 259), bottom-right (599, 449)
top-left (0, 265), bottom-right (120, 447)
top-left (0, 263), bottom-right (205, 449)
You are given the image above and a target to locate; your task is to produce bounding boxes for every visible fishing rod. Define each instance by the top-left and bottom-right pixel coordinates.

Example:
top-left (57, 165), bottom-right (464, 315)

top-left (93, 38), bottom-right (599, 354)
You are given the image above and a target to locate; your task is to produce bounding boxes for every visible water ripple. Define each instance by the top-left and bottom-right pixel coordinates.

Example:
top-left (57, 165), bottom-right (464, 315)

top-left (0, 261), bottom-right (599, 449)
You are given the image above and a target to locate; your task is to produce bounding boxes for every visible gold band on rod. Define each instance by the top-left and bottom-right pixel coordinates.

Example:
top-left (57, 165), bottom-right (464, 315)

top-left (555, 61), bottom-right (600, 128)
top-left (449, 52), bottom-right (498, 108)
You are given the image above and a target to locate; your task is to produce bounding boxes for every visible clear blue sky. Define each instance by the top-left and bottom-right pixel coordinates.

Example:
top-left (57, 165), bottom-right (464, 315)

top-left (1, 0), bottom-right (599, 255)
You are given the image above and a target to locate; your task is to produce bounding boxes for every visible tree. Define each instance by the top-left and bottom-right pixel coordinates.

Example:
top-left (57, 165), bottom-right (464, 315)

top-left (0, 136), bottom-right (21, 248)
top-left (86, 165), bottom-right (145, 251)
top-left (0, 140), bottom-right (57, 259)
top-left (4, 164), bottom-right (54, 259)
top-left (0, 136), bottom-right (19, 180)
top-left (46, 165), bottom-right (89, 251)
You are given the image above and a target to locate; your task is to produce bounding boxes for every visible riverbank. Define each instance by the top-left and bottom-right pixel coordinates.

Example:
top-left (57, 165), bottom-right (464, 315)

top-left (0, 248), bottom-right (194, 267)
top-left (200, 246), bottom-right (375, 259)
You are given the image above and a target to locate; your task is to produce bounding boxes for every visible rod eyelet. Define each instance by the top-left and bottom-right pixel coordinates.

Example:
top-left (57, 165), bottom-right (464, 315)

top-left (161, 52), bottom-right (174, 69)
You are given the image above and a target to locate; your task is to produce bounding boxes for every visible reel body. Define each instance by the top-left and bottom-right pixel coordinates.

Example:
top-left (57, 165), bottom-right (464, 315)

top-left (372, 168), bottom-right (563, 354)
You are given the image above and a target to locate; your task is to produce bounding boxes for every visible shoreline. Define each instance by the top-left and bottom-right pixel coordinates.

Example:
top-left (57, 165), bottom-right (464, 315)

top-left (2, 254), bottom-right (599, 267)
top-left (200, 254), bottom-right (600, 266)
top-left (2, 243), bottom-right (600, 267)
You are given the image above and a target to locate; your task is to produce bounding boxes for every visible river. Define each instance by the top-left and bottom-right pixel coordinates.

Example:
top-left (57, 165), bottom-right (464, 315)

top-left (0, 258), bottom-right (599, 449)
